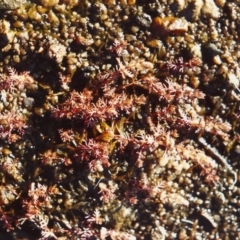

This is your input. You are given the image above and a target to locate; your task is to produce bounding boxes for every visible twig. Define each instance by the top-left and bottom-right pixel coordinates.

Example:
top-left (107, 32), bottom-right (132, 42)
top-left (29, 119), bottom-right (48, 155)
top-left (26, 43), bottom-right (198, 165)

top-left (198, 137), bottom-right (237, 189)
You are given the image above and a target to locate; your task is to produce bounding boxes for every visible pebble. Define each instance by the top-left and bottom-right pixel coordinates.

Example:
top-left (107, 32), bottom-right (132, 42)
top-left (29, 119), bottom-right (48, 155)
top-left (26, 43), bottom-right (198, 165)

top-left (47, 43), bottom-right (67, 63)
top-left (212, 55), bottom-right (222, 65)
top-left (40, 0), bottom-right (59, 7)
top-left (0, 0), bottom-right (23, 9)
top-left (227, 72), bottom-right (239, 90)
top-left (215, 0), bottom-right (226, 7)
top-left (151, 16), bottom-right (189, 37)
top-left (202, 0), bottom-right (220, 19)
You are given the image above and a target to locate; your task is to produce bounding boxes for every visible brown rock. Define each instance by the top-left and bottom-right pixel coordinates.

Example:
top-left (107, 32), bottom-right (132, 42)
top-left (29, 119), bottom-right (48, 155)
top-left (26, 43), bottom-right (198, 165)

top-left (151, 17), bottom-right (189, 37)
top-left (40, 0), bottom-right (59, 7)
top-left (0, 0), bottom-right (23, 9)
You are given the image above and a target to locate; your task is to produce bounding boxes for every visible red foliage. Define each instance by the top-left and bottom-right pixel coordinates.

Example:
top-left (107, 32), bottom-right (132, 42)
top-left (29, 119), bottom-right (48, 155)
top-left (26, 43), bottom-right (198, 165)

top-left (166, 57), bottom-right (202, 73)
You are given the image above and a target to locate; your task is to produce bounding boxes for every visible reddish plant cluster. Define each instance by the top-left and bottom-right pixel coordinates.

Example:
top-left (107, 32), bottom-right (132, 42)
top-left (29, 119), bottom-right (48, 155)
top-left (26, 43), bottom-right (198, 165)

top-left (52, 88), bottom-right (145, 127)
top-left (166, 57), bottom-right (202, 73)
top-left (107, 39), bottom-right (128, 56)
top-left (75, 139), bottom-right (111, 172)
top-left (0, 67), bottom-right (35, 92)
top-left (17, 183), bottom-right (61, 239)
top-left (50, 39), bottom-right (232, 189)
top-left (0, 111), bottom-right (27, 143)
top-left (0, 38), bottom-right (235, 239)
top-left (0, 68), bottom-right (36, 143)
